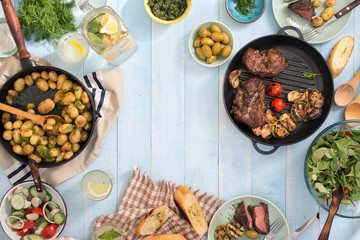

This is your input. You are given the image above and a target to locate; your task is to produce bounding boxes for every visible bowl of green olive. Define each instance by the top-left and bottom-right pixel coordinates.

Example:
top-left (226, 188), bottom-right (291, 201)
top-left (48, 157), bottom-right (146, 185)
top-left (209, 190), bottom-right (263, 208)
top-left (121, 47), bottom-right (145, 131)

top-left (189, 21), bottom-right (234, 67)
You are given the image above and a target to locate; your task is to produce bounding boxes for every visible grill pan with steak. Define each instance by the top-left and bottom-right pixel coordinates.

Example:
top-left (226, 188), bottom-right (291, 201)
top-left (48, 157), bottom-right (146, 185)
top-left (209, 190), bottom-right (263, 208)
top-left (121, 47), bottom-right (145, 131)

top-left (242, 48), bottom-right (288, 78)
top-left (223, 26), bottom-right (333, 154)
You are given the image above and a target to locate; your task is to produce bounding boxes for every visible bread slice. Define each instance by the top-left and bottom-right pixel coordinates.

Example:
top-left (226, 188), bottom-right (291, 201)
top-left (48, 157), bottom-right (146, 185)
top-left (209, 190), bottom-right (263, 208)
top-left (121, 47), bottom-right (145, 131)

top-left (174, 185), bottom-right (208, 235)
top-left (136, 205), bottom-right (170, 236)
top-left (146, 234), bottom-right (187, 240)
top-left (328, 36), bottom-right (354, 78)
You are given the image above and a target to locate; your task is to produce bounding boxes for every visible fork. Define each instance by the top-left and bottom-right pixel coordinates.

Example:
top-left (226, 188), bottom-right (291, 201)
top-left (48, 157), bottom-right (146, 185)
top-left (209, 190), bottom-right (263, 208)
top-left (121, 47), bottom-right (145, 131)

top-left (303, 0), bottom-right (360, 42)
top-left (264, 218), bottom-right (285, 240)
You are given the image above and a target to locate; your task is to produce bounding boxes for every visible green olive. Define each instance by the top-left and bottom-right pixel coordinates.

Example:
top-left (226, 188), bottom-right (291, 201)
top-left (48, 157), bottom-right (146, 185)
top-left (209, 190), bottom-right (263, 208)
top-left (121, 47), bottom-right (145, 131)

top-left (210, 24), bottom-right (221, 33)
top-left (221, 33), bottom-right (230, 44)
top-left (196, 47), bottom-right (206, 60)
top-left (212, 42), bottom-right (222, 55)
top-left (207, 30), bottom-right (212, 37)
top-left (201, 45), bottom-right (212, 58)
top-left (193, 36), bottom-right (202, 47)
top-left (198, 27), bottom-right (209, 38)
top-left (220, 44), bottom-right (225, 50)
top-left (200, 37), bottom-right (214, 47)
top-left (207, 55), bottom-right (216, 64)
top-left (245, 230), bottom-right (259, 239)
top-left (221, 46), bottom-right (232, 58)
top-left (211, 32), bottom-right (224, 42)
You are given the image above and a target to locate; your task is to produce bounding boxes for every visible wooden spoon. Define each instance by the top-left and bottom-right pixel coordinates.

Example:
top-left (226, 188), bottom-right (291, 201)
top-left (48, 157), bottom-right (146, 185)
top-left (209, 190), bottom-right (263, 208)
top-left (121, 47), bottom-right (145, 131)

top-left (0, 102), bottom-right (64, 129)
top-left (334, 70), bottom-right (360, 107)
top-left (318, 187), bottom-right (349, 240)
top-left (344, 90), bottom-right (360, 127)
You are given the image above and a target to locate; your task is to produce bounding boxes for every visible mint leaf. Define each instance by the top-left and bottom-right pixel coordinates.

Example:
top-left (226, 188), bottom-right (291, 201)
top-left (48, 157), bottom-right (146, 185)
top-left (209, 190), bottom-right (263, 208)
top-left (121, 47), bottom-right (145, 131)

top-left (98, 229), bottom-right (122, 240)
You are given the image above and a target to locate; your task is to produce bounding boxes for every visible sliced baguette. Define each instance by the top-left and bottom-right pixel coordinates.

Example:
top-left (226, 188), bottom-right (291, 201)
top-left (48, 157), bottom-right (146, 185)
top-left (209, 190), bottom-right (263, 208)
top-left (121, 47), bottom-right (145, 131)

top-left (136, 205), bottom-right (170, 236)
top-left (174, 185), bottom-right (208, 235)
top-left (328, 36), bottom-right (354, 78)
top-left (146, 234), bottom-right (187, 240)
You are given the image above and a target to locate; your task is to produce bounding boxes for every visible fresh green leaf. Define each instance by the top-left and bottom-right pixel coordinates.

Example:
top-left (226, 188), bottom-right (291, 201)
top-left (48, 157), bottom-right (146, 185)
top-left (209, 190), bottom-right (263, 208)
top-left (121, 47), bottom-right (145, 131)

top-left (98, 229), bottom-right (122, 240)
top-left (303, 72), bottom-right (323, 78)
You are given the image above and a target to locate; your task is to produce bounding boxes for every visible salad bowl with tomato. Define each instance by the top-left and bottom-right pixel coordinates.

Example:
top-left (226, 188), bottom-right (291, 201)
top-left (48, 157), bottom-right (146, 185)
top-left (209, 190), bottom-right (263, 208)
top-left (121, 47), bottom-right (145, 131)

top-left (0, 181), bottom-right (67, 239)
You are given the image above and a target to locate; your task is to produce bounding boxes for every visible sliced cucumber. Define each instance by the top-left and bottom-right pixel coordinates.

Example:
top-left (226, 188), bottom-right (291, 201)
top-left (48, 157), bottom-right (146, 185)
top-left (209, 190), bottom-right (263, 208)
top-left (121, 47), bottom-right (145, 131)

top-left (44, 191), bottom-right (52, 202)
top-left (28, 234), bottom-right (45, 240)
top-left (12, 209), bottom-right (26, 217)
top-left (53, 211), bottom-right (66, 225)
top-left (48, 202), bottom-right (59, 210)
top-left (45, 208), bottom-right (53, 221)
top-left (37, 221), bottom-right (48, 230)
top-left (35, 216), bottom-right (47, 228)
top-left (29, 186), bottom-right (48, 199)
top-left (11, 194), bottom-right (25, 210)
top-left (226, 220), bottom-right (244, 238)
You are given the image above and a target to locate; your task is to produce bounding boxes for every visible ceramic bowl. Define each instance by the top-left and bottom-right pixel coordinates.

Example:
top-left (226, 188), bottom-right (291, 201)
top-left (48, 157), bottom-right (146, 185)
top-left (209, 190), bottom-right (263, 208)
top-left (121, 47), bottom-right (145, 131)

top-left (0, 181), bottom-right (67, 239)
top-left (189, 21), bottom-right (234, 67)
top-left (305, 120), bottom-right (360, 218)
top-left (0, 18), bottom-right (18, 58)
top-left (225, 0), bottom-right (266, 23)
top-left (144, 0), bottom-right (192, 24)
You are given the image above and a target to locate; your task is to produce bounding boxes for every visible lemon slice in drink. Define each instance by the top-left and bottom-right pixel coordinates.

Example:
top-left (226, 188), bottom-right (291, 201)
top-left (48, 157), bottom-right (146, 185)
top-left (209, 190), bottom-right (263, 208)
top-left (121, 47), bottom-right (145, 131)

top-left (100, 13), bottom-right (118, 35)
top-left (87, 182), bottom-right (111, 199)
top-left (70, 40), bottom-right (87, 56)
top-left (312, 147), bottom-right (329, 162)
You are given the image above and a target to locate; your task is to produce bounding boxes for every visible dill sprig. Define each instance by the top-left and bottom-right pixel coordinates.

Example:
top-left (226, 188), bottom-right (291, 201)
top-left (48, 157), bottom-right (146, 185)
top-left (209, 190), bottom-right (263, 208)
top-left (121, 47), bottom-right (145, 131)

top-left (18, 0), bottom-right (76, 45)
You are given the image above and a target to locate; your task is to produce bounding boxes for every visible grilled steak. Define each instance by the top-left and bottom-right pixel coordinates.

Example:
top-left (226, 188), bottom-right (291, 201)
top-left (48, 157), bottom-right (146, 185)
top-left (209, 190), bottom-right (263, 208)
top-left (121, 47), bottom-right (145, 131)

top-left (242, 48), bottom-right (288, 78)
top-left (248, 203), bottom-right (270, 235)
top-left (230, 77), bottom-right (265, 129)
top-left (235, 201), bottom-right (253, 229)
top-left (288, 0), bottom-right (315, 21)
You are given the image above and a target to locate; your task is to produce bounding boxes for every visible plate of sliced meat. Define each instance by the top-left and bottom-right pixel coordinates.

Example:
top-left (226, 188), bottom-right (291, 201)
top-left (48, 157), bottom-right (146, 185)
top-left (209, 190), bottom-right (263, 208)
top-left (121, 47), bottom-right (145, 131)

top-left (208, 195), bottom-right (289, 240)
top-left (223, 26), bottom-right (333, 154)
top-left (272, 0), bottom-right (353, 44)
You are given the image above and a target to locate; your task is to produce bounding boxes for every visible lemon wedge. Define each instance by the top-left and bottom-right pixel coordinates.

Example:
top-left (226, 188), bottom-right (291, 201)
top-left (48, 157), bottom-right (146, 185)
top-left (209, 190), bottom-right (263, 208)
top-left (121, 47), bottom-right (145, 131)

top-left (100, 13), bottom-right (118, 35)
top-left (69, 40), bottom-right (87, 56)
top-left (87, 182), bottom-right (112, 199)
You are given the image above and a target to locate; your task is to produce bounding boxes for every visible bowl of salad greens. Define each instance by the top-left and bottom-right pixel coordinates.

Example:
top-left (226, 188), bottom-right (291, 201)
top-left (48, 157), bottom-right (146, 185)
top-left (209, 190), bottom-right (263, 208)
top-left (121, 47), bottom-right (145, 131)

top-left (144, 0), bottom-right (192, 24)
top-left (0, 181), bottom-right (67, 239)
top-left (305, 120), bottom-right (360, 218)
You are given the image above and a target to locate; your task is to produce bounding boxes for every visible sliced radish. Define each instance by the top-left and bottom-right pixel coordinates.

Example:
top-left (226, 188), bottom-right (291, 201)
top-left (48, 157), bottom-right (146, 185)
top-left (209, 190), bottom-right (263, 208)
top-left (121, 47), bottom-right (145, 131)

top-left (13, 187), bottom-right (23, 194)
top-left (24, 201), bottom-right (31, 209)
top-left (6, 216), bottom-right (24, 229)
top-left (31, 197), bottom-right (41, 208)
top-left (50, 208), bottom-right (60, 216)
top-left (21, 188), bottom-right (29, 197)
top-left (26, 213), bottom-right (39, 221)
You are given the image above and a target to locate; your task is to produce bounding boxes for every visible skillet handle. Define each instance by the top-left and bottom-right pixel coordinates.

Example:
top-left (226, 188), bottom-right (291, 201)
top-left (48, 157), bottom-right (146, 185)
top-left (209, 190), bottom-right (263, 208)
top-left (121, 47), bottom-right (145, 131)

top-left (252, 141), bottom-right (279, 155)
top-left (277, 26), bottom-right (305, 41)
top-left (1, 0), bottom-right (31, 60)
top-left (28, 160), bottom-right (43, 194)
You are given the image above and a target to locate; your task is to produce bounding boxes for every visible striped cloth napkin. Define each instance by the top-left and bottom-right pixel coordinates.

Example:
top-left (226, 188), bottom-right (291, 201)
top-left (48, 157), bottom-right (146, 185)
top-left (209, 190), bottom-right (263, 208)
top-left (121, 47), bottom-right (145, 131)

top-left (94, 167), bottom-right (224, 240)
top-left (0, 53), bottom-right (123, 186)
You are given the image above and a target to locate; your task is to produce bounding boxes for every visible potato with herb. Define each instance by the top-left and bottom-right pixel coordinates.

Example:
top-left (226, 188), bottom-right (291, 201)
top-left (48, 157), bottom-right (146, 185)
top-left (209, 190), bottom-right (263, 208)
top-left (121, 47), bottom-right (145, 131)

top-left (38, 98), bottom-right (55, 114)
top-left (312, 17), bottom-right (323, 27)
top-left (321, 7), bottom-right (335, 21)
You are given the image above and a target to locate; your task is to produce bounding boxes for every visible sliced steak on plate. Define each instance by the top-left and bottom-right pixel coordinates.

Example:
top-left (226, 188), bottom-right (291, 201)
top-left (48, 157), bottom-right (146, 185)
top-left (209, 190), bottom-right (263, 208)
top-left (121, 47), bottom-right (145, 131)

top-left (235, 201), bottom-right (253, 229)
top-left (242, 48), bottom-right (288, 78)
top-left (288, 0), bottom-right (315, 21)
top-left (248, 202), bottom-right (270, 235)
top-left (230, 77), bottom-right (265, 129)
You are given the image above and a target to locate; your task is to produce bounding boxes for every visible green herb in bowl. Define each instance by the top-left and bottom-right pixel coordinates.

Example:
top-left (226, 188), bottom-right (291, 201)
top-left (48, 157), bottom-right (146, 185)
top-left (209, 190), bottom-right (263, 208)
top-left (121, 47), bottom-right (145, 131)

top-left (307, 123), bottom-right (360, 208)
top-left (147, 0), bottom-right (187, 21)
top-left (232, 0), bottom-right (257, 16)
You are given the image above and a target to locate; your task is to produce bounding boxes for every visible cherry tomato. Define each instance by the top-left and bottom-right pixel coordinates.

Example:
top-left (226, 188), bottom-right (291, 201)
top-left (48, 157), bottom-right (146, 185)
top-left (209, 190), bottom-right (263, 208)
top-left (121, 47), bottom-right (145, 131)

top-left (267, 82), bottom-right (282, 97)
top-left (17, 228), bottom-right (30, 237)
top-left (42, 224), bottom-right (59, 239)
top-left (24, 209), bottom-right (31, 215)
top-left (271, 98), bottom-right (285, 112)
top-left (23, 221), bottom-right (36, 230)
top-left (31, 207), bottom-right (44, 216)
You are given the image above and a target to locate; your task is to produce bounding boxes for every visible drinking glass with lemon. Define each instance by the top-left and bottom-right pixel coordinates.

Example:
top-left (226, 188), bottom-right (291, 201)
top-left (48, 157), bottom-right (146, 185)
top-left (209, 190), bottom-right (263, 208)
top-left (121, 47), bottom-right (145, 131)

top-left (82, 170), bottom-right (112, 200)
top-left (58, 32), bottom-right (89, 63)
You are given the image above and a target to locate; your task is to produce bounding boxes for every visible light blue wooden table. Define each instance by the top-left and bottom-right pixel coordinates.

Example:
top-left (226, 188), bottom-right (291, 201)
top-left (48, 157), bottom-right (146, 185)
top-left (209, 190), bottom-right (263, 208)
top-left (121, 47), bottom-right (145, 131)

top-left (1, 1), bottom-right (360, 239)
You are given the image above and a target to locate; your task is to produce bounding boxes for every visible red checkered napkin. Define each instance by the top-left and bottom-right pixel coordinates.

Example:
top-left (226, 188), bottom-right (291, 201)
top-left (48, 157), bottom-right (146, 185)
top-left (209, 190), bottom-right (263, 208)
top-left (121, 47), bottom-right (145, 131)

top-left (94, 167), bottom-right (224, 240)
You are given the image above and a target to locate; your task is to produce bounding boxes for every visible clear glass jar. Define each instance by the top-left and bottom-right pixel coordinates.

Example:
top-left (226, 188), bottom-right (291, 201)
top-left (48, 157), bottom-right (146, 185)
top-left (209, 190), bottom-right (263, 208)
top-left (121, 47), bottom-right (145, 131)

top-left (80, 6), bottom-right (137, 65)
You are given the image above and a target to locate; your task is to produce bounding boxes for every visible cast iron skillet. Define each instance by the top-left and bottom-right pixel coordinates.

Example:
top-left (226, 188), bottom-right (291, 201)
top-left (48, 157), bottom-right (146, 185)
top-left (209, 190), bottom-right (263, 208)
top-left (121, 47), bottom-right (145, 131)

top-left (0, 0), bottom-right (96, 186)
top-left (223, 26), bottom-right (334, 155)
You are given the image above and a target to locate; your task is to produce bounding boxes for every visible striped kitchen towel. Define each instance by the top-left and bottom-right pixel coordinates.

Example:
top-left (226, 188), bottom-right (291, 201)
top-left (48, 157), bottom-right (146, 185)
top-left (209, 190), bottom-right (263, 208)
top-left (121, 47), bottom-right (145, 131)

top-left (94, 167), bottom-right (224, 240)
top-left (0, 53), bottom-right (123, 186)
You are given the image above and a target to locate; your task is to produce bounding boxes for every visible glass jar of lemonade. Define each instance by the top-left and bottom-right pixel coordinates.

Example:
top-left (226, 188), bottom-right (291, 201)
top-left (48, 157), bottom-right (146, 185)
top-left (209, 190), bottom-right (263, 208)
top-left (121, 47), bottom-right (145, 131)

top-left (80, 6), bottom-right (137, 65)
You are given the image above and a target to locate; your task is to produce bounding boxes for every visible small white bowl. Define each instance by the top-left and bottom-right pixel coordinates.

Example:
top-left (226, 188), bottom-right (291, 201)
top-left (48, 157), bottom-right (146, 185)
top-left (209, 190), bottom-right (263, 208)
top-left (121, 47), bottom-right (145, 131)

top-left (189, 21), bottom-right (234, 67)
top-left (0, 181), bottom-right (67, 240)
